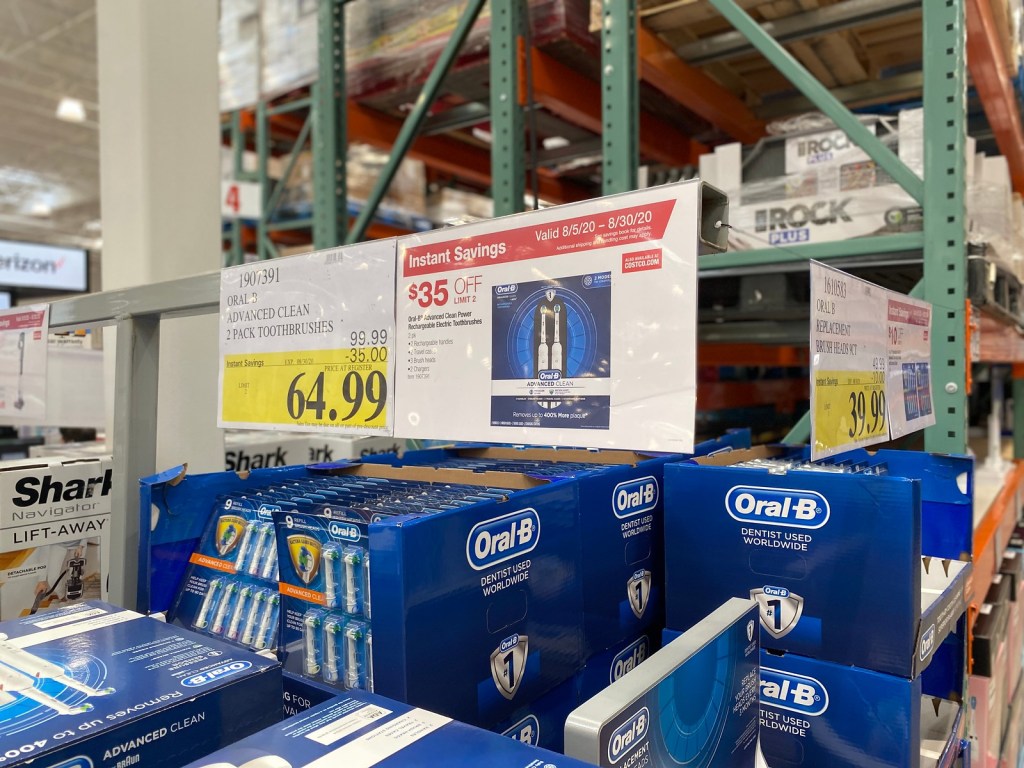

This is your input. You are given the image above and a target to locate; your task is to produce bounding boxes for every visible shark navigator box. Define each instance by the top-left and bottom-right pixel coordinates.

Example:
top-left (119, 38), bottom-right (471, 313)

top-left (182, 689), bottom-right (596, 768)
top-left (565, 598), bottom-right (758, 768)
top-left (664, 446), bottom-right (973, 677)
top-left (0, 455), bottom-right (112, 620)
top-left (0, 600), bottom-right (281, 768)
top-left (757, 649), bottom-right (964, 768)
top-left (365, 430), bottom-right (751, 656)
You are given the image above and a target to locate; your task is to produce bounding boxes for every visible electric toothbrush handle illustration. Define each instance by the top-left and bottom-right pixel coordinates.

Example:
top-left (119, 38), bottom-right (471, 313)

top-left (0, 635), bottom-right (115, 696)
top-left (0, 663), bottom-right (93, 715)
top-left (537, 307), bottom-right (549, 373)
top-left (551, 310), bottom-right (563, 372)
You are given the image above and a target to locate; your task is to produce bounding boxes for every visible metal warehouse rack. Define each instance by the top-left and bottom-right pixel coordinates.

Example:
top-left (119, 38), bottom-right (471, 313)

top-left (47, 0), bottom-right (1024, 643)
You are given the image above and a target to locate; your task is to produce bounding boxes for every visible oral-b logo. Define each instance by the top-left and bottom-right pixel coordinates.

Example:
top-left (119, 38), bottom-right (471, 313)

top-left (466, 508), bottom-right (540, 570)
top-left (763, 585), bottom-right (790, 598)
top-left (920, 624), bottom-right (936, 661)
top-left (502, 714), bottom-right (540, 745)
top-left (182, 660), bottom-right (252, 688)
top-left (495, 283), bottom-right (518, 295)
top-left (611, 636), bottom-right (650, 683)
top-left (725, 486), bottom-right (829, 529)
top-left (608, 706), bottom-right (649, 764)
top-left (613, 476), bottom-right (658, 519)
top-left (328, 521), bottom-right (360, 542)
top-left (538, 370), bottom-right (561, 381)
top-left (760, 668), bottom-right (829, 716)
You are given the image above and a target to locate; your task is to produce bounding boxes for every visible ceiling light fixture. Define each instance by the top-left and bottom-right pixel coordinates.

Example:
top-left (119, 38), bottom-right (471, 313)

top-left (30, 202), bottom-right (52, 217)
top-left (56, 97), bottom-right (86, 123)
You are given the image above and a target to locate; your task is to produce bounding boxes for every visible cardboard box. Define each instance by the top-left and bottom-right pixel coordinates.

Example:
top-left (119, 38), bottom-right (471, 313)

top-left (565, 598), bottom-right (758, 767)
top-left (971, 601), bottom-right (1010, 767)
top-left (282, 671), bottom-right (342, 718)
top-left (0, 600), bottom-right (281, 767)
top-left (495, 677), bottom-right (580, 753)
top-left (367, 430), bottom-right (751, 656)
top-left (664, 446), bottom-right (973, 677)
top-left (575, 629), bottom-right (657, 705)
top-left (998, 671), bottom-right (1024, 768)
top-left (999, 551), bottom-right (1024, 688)
top-left (0, 456), bottom-right (112, 620)
top-left (759, 649), bottom-right (963, 768)
top-left (182, 688), bottom-right (594, 768)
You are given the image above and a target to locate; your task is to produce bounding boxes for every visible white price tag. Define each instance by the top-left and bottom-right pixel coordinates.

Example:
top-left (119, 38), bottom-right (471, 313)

top-left (885, 294), bottom-right (935, 439)
top-left (221, 180), bottom-right (262, 219)
top-left (394, 184), bottom-right (701, 451)
top-left (810, 262), bottom-right (889, 459)
top-left (0, 305), bottom-right (49, 421)
top-left (218, 241), bottom-right (396, 435)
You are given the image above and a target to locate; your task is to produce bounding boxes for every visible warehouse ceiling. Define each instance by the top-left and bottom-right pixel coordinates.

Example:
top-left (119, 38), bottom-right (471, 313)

top-left (0, 0), bottom-right (99, 249)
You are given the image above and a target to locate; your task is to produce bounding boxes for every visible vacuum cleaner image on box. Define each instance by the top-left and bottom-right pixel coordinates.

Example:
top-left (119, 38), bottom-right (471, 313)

top-left (491, 272), bottom-right (612, 430)
top-left (565, 598), bottom-right (759, 768)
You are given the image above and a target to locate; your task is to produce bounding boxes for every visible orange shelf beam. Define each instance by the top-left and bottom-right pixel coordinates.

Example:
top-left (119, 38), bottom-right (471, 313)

top-left (699, 344), bottom-right (809, 367)
top-left (637, 25), bottom-right (765, 145)
top-left (966, 0), bottom-right (1024, 193)
top-left (347, 102), bottom-right (591, 204)
top-left (529, 47), bottom-right (705, 166)
top-left (972, 461), bottom-right (1024, 624)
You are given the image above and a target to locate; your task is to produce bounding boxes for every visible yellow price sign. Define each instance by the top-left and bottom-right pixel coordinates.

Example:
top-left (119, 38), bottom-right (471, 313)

top-left (221, 348), bottom-right (388, 429)
top-left (812, 370), bottom-right (888, 454)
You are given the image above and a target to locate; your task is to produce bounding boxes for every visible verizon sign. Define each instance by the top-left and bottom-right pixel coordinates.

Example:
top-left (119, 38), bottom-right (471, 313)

top-left (0, 240), bottom-right (87, 291)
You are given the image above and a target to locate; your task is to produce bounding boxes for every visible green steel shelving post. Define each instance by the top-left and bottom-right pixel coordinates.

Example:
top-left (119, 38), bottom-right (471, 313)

top-left (347, 0), bottom-right (487, 243)
top-left (490, 0), bottom-right (526, 217)
top-left (601, 0), bottom-right (638, 194)
top-left (313, 0), bottom-right (347, 250)
top-left (256, 98), bottom-right (270, 260)
top-left (228, 110), bottom-right (244, 266)
top-left (922, 0), bottom-right (969, 454)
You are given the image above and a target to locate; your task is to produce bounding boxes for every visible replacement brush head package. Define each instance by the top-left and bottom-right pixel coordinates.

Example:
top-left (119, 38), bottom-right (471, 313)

top-left (0, 600), bottom-right (281, 767)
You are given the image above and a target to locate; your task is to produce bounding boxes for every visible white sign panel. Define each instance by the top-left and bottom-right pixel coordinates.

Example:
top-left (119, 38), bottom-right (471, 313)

top-left (221, 180), bottom-right (263, 219)
top-left (810, 262), bottom-right (889, 460)
top-left (0, 305), bottom-right (49, 422)
top-left (218, 241), bottom-right (396, 435)
top-left (886, 295), bottom-right (935, 439)
top-left (394, 183), bottom-right (701, 451)
top-left (0, 241), bottom-right (87, 291)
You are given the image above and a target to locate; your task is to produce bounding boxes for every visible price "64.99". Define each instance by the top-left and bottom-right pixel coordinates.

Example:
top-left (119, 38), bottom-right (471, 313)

top-left (286, 370), bottom-right (387, 423)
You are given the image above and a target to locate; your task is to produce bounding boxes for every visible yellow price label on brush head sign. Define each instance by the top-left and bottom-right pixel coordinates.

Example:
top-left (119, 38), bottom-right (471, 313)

top-left (811, 370), bottom-right (887, 452)
top-left (218, 241), bottom-right (396, 435)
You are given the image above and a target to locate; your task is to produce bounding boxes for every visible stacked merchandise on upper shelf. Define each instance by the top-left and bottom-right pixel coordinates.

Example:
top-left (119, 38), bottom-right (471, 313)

top-left (219, 0), bottom-right (591, 108)
top-left (662, 446), bottom-right (973, 768)
top-left (699, 106), bottom-right (1024, 327)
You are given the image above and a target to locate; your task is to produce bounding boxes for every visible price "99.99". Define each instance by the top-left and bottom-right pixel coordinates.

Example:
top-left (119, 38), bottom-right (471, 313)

top-left (286, 370), bottom-right (387, 423)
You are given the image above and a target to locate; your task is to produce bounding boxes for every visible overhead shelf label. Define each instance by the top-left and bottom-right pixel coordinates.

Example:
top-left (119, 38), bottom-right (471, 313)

top-left (886, 295), bottom-right (935, 439)
top-left (393, 183), bottom-right (701, 452)
top-left (810, 262), bottom-right (889, 459)
top-left (810, 261), bottom-right (934, 458)
top-left (218, 241), bottom-right (396, 435)
top-left (0, 305), bottom-right (49, 422)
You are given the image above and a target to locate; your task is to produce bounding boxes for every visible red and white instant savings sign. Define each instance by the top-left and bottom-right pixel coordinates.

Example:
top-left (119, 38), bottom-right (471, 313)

top-left (393, 183), bottom-right (702, 451)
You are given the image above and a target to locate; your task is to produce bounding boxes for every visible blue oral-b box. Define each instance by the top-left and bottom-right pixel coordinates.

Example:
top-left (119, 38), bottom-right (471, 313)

top-left (365, 429), bottom-right (752, 656)
top-left (575, 629), bottom-right (658, 704)
top-left (181, 689), bottom-right (596, 768)
top-left (0, 600), bottom-right (281, 768)
top-left (494, 677), bottom-right (580, 752)
top-left (757, 649), bottom-right (964, 768)
top-left (664, 446), bottom-right (973, 677)
top-left (565, 598), bottom-right (759, 768)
